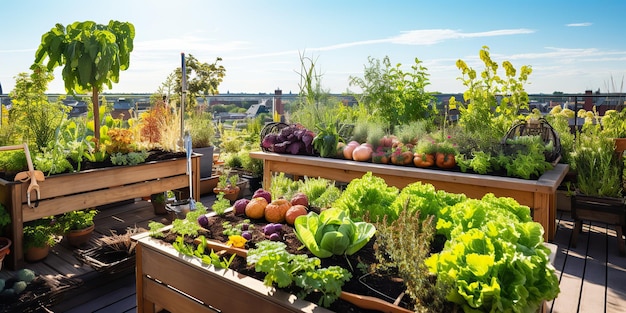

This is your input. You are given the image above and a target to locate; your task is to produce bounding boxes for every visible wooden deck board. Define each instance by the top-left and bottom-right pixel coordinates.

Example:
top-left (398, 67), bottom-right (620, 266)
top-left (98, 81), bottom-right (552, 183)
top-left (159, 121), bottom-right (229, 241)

top-left (579, 223), bottom-right (607, 312)
top-left (606, 227), bottom-right (626, 313)
top-left (64, 274), bottom-right (136, 313)
top-left (550, 218), bottom-right (588, 313)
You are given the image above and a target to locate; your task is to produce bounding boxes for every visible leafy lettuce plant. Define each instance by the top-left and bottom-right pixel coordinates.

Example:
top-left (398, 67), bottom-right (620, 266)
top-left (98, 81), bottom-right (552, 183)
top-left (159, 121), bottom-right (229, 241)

top-left (247, 240), bottom-right (351, 307)
top-left (293, 207), bottom-right (376, 258)
top-left (425, 194), bottom-right (560, 312)
top-left (332, 172), bottom-right (399, 222)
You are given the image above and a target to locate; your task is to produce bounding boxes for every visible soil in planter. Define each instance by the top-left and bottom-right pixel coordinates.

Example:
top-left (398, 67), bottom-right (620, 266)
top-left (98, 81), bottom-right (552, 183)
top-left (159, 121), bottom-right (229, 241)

top-left (161, 210), bottom-right (421, 313)
top-left (75, 150), bottom-right (186, 171)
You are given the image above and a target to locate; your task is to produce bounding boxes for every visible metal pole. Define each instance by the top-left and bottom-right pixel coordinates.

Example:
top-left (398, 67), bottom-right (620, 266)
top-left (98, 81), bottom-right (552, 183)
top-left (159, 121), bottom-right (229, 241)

top-left (180, 53), bottom-right (187, 145)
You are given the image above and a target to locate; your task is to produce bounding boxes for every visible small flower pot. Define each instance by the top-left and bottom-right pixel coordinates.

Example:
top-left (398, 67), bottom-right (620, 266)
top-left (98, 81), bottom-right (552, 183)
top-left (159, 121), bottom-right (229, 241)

top-left (25, 244), bottom-right (50, 262)
top-left (0, 237), bottom-right (11, 270)
top-left (66, 224), bottom-right (95, 248)
top-left (213, 186), bottom-right (241, 203)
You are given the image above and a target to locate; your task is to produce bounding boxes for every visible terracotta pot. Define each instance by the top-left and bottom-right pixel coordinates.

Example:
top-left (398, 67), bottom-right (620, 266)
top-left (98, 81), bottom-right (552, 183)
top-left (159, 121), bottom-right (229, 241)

top-left (66, 224), bottom-right (95, 248)
top-left (614, 138), bottom-right (626, 154)
top-left (25, 244), bottom-right (50, 262)
top-left (0, 237), bottom-right (11, 270)
top-left (213, 186), bottom-right (241, 203)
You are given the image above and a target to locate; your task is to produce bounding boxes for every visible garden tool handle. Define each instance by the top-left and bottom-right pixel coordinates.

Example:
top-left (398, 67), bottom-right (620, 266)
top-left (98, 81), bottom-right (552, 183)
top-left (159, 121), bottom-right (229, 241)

top-left (0, 144), bottom-right (41, 207)
top-left (22, 144), bottom-right (41, 208)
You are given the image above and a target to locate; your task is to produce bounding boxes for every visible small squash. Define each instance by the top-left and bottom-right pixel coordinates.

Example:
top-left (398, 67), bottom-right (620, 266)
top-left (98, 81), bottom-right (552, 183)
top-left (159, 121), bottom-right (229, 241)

top-left (413, 153), bottom-right (435, 167)
top-left (352, 144), bottom-right (373, 162)
top-left (264, 198), bottom-right (292, 223)
top-left (436, 153), bottom-right (456, 169)
top-left (343, 141), bottom-right (360, 160)
top-left (285, 205), bottom-right (308, 225)
top-left (245, 197), bottom-right (268, 219)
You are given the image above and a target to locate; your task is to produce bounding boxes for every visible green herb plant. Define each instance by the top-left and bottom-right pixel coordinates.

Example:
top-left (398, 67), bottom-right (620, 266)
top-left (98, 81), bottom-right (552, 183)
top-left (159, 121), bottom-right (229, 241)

top-left (211, 193), bottom-right (231, 215)
top-left (247, 240), bottom-right (352, 308)
top-left (172, 235), bottom-right (235, 269)
top-left (374, 210), bottom-right (449, 312)
top-left (110, 151), bottom-right (148, 166)
top-left (269, 172), bottom-right (299, 200)
top-left (23, 217), bottom-right (59, 249)
top-left (170, 205), bottom-right (207, 237)
top-left (312, 120), bottom-right (341, 158)
top-left (58, 209), bottom-right (98, 232)
top-left (147, 221), bottom-right (166, 238)
top-left (570, 116), bottom-right (622, 197)
top-left (222, 219), bottom-right (252, 236)
top-left (296, 177), bottom-right (342, 209)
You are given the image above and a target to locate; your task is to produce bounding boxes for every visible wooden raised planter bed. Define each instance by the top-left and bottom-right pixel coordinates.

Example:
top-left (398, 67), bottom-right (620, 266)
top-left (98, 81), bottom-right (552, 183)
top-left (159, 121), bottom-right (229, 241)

top-left (0, 155), bottom-right (200, 270)
top-left (250, 151), bottom-right (569, 241)
top-left (133, 232), bottom-right (335, 313)
top-left (132, 217), bottom-right (551, 313)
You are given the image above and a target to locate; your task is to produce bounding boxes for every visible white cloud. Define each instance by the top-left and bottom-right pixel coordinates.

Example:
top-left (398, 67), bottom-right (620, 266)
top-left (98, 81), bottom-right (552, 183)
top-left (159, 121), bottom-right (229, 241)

top-left (566, 22), bottom-right (592, 27)
top-left (389, 28), bottom-right (535, 45)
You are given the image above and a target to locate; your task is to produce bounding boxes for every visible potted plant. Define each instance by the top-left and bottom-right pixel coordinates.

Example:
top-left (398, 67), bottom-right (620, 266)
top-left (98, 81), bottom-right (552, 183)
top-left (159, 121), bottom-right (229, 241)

top-left (434, 139), bottom-right (458, 169)
top-left (412, 138), bottom-right (437, 168)
top-left (23, 217), bottom-right (58, 262)
top-left (58, 209), bottom-right (98, 248)
top-left (213, 171), bottom-right (242, 203)
top-left (0, 204), bottom-right (12, 270)
top-left (150, 192), bottom-right (168, 215)
top-left (188, 111), bottom-right (216, 179)
top-left (239, 149), bottom-right (264, 192)
top-left (601, 108), bottom-right (626, 154)
top-left (569, 116), bottom-right (626, 254)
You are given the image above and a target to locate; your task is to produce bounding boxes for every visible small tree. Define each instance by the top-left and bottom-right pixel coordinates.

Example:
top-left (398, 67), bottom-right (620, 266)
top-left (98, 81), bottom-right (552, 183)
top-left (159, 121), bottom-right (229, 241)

top-left (32, 20), bottom-right (135, 143)
top-left (172, 54), bottom-right (226, 111)
top-left (349, 56), bottom-right (436, 132)
top-left (8, 64), bottom-right (67, 151)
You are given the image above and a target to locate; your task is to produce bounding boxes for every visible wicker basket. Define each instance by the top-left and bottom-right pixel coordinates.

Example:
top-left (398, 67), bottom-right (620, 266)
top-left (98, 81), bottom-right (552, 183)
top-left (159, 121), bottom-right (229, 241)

top-left (502, 118), bottom-right (562, 164)
top-left (75, 245), bottom-right (136, 275)
top-left (259, 122), bottom-right (290, 152)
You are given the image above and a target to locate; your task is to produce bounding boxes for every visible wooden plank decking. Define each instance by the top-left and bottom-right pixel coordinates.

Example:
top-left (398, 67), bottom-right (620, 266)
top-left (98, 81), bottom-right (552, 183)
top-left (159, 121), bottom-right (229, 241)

top-left (1, 197), bottom-right (625, 312)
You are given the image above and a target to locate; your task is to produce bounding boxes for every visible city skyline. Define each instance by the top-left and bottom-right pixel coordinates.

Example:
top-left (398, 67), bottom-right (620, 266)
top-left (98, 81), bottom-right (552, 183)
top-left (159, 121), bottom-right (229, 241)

top-left (1, 0), bottom-right (626, 96)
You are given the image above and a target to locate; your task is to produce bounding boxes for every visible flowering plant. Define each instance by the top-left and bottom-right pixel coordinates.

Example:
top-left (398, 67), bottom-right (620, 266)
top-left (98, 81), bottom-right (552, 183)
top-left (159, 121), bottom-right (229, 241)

top-left (601, 109), bottom-right (626, 138)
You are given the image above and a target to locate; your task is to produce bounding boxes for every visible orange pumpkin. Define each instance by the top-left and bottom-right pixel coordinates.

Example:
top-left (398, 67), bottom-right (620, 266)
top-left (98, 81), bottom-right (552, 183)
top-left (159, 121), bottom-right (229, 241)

top-left (391, 151), bottom-right (414, 165)
top-left (413, 153), bottom-right (435, 167)
top-left (264, 198), bottom-right (292, 223)
top-left (285, 205), bottom-right (308, 225)
top-left (435, 153), bottom-right (456, 169)
top-left (245, 197), bottom-right (268, 219)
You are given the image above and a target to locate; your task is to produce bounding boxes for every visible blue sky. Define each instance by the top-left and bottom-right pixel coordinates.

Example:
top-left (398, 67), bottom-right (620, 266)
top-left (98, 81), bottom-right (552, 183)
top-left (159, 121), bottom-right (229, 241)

top-left (2, 0), bottom-right (626, 96)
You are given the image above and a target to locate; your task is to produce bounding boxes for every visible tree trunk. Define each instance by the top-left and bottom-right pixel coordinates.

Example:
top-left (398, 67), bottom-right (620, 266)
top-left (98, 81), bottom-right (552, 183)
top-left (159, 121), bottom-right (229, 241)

top-left (92, 87), bottom-right (100, 143)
